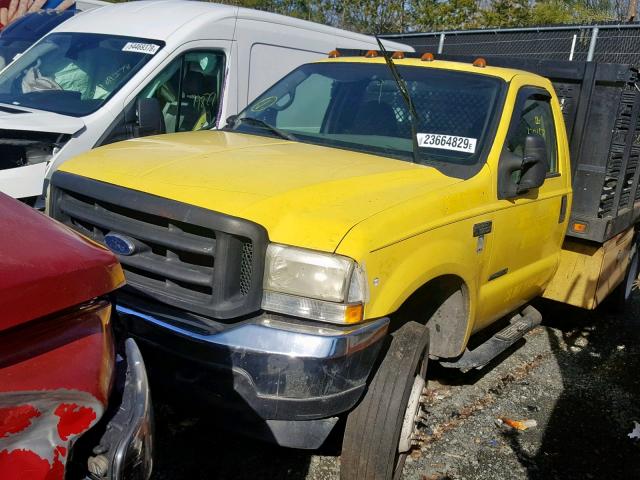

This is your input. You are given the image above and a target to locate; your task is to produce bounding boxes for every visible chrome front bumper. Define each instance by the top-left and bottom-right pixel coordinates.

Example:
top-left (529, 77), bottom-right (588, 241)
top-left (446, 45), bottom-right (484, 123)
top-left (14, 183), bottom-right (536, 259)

top-left (116, 304), bottom-right (389, 447)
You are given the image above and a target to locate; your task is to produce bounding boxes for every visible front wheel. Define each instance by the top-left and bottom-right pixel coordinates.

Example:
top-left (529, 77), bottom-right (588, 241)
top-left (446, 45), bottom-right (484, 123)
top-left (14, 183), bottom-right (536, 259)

top-left (340, 321), bottom-right (429, 480)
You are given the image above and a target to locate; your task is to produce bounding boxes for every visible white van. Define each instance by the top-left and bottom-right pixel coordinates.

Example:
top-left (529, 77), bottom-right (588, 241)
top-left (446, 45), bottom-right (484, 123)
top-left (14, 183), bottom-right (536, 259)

top-left (0, 0), bottom-right (409, 202)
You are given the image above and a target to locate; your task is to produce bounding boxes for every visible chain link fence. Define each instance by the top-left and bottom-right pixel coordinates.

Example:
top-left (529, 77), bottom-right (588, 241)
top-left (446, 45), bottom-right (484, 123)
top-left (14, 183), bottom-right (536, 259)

top-left (383, 24), bottom-right (640, 64)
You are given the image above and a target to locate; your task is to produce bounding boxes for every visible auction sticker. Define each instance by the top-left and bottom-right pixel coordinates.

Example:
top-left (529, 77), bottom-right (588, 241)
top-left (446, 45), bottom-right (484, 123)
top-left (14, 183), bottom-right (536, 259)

top-left (122, 42), bottom-right (160, 55)
top-left (417, 133), bottom-right (477, 154)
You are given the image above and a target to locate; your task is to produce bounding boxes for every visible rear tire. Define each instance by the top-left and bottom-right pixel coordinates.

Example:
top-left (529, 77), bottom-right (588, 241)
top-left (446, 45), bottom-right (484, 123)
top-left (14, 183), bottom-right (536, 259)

top-left (608, 245), bottom-right (639, 313)
top-left (340, 321), bottom-right (429, 480)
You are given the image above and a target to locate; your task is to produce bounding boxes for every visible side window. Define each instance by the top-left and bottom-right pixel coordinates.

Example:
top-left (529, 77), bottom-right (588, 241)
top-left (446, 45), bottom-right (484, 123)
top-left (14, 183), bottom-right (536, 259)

top-left (505, 92), bottom-right (558, 173)
top-left (137, 51), bottom-right (225, 133)
top-left (267, 73), bottom-right (334, 133)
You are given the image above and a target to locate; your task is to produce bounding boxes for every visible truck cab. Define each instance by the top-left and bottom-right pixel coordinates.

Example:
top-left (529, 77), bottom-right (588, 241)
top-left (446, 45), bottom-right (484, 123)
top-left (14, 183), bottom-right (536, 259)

top-left (0, 0), bottom-right (408, 204)
top-left (49, 53), bottom-right (571, 479)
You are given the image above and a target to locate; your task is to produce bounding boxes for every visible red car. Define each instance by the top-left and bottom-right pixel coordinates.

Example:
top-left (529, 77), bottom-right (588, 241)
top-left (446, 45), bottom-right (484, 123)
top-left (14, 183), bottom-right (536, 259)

top-left (0, 193), bottom-right (152, 480)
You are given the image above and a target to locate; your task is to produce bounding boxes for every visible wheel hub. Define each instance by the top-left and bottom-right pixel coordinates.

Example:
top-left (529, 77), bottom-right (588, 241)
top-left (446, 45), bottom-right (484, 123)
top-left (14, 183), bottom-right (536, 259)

top-left (398, 374), bottom-right (426, 453)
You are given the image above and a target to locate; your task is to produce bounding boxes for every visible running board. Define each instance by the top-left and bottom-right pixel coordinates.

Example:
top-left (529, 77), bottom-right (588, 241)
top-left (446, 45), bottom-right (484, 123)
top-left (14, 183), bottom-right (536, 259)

top-left (439, 305), bottom-right (542, 373)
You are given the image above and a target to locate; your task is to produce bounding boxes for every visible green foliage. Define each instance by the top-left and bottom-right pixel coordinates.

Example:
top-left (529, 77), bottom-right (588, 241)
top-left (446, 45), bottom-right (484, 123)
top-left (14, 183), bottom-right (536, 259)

top-left (338, 1), bottom-right (408, 34)
top-left (411, 0), bottom-right (483, 31)
top-left (529, 0), bottom-right (615, 25)
top-left (107, 1), bottom-right (635, 32)
top-left (481, 0), bottom-right (531, 27)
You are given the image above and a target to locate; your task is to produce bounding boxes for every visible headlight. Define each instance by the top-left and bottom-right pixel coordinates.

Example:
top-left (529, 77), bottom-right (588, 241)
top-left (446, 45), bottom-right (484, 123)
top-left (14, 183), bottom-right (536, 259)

top-left (262, 244), bottom-right (368, 324)
top-left (264, 244), bottom-right (353, 302)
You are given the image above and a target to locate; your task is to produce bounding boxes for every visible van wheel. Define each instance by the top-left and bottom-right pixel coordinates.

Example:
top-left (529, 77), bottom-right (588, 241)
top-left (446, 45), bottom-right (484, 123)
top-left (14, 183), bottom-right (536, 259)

top-left (609, 246), bottom-right (639, 313)
top-left (340, 321), bottom-right (429, 480)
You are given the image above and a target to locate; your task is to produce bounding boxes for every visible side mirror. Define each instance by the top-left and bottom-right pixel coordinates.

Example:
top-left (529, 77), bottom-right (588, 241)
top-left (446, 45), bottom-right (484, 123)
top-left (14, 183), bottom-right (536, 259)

top-left (136, 98), bottom-right (165, 137)
top-left (498, 134), bottom-right (548, 199)
top-left (225, 115), bottom-right (238, 128)
top-left (518, 135), bottom-right (548, 193)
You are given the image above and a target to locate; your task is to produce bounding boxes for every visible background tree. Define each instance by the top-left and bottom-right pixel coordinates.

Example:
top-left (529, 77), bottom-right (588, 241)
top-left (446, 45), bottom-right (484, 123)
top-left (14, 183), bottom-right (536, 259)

top-left (411, 0), bottom-right (483, 30)
top-left (120, 1), bottom-right (639, 33)
top-left (529, 0), bottom-right (614, 25)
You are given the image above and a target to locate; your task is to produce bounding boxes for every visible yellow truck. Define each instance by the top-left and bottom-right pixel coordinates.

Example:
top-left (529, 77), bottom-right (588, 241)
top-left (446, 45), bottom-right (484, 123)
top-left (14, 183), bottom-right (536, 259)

top-left (49, 51), bottom-right (638, 480)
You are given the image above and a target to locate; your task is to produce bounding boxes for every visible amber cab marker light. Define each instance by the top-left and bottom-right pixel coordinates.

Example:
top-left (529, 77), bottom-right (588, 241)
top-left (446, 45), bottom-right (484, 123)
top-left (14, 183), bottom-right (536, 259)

top-left (473, 57), bottom-right (487, 68)
top-left (572, 222), bottom-right (588, 233)
top-left (421, 52), bottom-right (434, 62)
top-left (365, 50), bottom-right (378, 58)
top-left (328, 49), bottom-right (340, 58)
top-left (391, 51), bottom-right (405, 60)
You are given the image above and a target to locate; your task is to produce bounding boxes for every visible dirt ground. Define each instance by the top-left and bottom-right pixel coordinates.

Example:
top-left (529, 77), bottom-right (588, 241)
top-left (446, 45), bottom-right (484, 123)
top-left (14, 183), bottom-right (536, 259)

top-left (153, 294), bottom-right (640, 480)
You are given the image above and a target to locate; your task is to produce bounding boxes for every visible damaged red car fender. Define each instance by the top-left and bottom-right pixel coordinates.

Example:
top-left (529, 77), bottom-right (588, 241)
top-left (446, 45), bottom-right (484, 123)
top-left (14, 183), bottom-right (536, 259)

top-left (0, 192), bottom-right (126, 480)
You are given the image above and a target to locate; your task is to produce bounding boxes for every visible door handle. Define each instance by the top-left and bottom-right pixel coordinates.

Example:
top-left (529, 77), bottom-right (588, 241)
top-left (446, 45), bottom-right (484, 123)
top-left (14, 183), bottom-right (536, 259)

top-left (559, 195), bottom-right (568, 223)
top-left (473, 221), bottom-right (492, 237)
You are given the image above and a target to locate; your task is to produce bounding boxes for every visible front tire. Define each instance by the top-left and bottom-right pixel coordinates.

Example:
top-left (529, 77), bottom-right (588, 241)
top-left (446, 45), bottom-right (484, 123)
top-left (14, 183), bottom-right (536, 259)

top-left (341, 321), bottom-right (429, 480)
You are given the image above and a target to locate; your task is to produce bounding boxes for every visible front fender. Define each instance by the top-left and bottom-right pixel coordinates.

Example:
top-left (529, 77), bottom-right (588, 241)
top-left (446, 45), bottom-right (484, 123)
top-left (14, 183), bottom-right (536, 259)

top-left (339, 222), bottom-right (482, 355)
top-left (335, 168), bottom-right (497, 355)
top-left (0, 302), bottom-right (114, 480)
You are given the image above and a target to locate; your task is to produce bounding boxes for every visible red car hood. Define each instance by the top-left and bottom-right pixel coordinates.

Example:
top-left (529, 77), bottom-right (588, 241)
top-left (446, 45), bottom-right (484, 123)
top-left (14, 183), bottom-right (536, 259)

top-left (0, 193), bottom-right (124, 332)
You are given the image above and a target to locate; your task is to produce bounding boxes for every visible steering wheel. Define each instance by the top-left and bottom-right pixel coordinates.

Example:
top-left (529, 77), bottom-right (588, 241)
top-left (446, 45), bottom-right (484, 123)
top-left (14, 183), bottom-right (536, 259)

top-left (158, 82), bottom-right (177, 104)
top-left (16, 68), bottom-right (63, 95)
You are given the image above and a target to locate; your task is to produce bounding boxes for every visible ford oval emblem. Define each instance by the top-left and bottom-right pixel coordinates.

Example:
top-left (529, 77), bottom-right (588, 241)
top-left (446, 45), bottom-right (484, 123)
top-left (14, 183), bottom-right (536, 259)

top-left (104, 232), bottom-right (137, 256)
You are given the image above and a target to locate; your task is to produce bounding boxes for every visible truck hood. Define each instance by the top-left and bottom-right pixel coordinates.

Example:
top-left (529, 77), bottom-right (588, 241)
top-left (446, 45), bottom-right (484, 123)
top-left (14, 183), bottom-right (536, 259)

top-left (0, 103), bottom-right (85, 135)
top-left (59, 131), bottom-right (462, 252)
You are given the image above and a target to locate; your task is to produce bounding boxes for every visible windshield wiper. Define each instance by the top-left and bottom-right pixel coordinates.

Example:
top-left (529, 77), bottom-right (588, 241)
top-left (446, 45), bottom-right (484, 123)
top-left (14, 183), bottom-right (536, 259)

top-left (375, 36), bottom-right (420, 164)
top-left (231, 116), bottom-right (297, 142)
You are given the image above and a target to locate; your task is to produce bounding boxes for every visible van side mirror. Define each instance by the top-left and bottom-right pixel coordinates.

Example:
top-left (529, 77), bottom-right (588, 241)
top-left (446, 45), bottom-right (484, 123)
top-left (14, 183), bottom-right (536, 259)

top-left (498, 134), bottom-right (548, 199)
top-left (225, 115), bottom-right (238, 128)
top-left (137, 98), bottom-right (165, 137)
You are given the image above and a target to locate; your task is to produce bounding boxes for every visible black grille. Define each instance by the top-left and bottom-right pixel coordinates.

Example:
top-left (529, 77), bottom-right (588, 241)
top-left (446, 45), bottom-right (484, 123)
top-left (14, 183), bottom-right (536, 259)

top-left (598, 76), bottom-right (640, 219)
top-left (50, 172), bottom-right (268, 319)
top-left (239, 242), bottom-right (253, 296)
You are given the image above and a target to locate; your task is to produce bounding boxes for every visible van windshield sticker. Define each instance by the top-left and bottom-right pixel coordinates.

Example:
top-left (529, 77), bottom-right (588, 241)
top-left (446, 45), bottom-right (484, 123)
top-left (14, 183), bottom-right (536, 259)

top-left (417, 133), bottom-right (477, 154)
top-left (251, 96), bottom-right (278, 112)
top-left (122, 42), bottom-right (160, 55)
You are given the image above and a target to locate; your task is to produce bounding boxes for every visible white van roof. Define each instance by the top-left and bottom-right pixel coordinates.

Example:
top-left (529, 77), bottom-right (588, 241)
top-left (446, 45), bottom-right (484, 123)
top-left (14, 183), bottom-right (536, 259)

top-left (55, 0), bottom-right (410, 51)
top-left (76, 0), bottom-right (110, 11)
top-left (56, 1), bottom-right (237, 39)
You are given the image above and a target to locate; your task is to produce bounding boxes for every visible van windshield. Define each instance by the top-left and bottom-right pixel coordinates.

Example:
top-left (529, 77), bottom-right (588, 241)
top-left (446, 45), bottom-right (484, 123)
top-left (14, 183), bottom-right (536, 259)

top-left (228, 62), bottom-right (504, 175)
top-left (0, 33), bottom-right (163, 117)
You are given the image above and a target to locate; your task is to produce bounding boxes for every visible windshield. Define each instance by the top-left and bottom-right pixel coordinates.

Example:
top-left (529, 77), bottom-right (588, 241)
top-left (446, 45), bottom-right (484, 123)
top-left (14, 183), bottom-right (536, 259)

top-left (0, 33), bottom-right (163, 117)
top-left (229, 62), bottom-right (504, 174)
top-left (0, 40), bottom-right (32, 69)
top-left (0, 12), bottom-right (76, 69)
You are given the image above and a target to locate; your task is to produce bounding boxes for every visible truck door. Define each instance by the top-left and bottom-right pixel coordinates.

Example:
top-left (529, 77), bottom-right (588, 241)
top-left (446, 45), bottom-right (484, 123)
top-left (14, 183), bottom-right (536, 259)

top-left (477, 81), bottom-right (570, 326)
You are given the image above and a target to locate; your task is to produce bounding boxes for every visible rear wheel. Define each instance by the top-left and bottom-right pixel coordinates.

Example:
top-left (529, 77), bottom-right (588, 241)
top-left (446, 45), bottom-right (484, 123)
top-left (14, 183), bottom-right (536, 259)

top-left (608, 245), bottom-right (639, 312)
top-left (340, 321), bottom-right (429, 480)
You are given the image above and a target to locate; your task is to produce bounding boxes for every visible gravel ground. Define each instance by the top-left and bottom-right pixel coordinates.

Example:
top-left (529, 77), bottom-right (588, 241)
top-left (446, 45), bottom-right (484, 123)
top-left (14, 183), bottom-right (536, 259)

top-left (153, 295), bottom-right (640, 480)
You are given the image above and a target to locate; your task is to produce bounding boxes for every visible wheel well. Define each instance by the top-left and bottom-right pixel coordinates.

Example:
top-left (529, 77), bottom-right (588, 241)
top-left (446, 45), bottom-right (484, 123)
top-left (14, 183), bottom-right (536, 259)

top-left (391, 275), bottom-right (469, 359)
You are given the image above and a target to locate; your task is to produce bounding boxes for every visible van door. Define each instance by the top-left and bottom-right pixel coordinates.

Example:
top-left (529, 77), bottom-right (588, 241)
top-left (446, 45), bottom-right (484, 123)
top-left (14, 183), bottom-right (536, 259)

top-left (135, 51), bottom-right (226, 133)
top-left (234, 19), bottom-right (331, 107)
top-left (246, 44), bottom-right (324, 104)
top-left (476, 81), bottom-right (570, 327)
